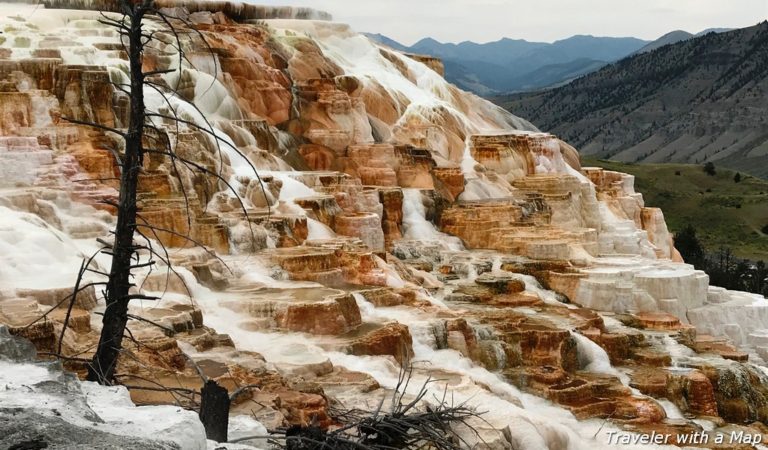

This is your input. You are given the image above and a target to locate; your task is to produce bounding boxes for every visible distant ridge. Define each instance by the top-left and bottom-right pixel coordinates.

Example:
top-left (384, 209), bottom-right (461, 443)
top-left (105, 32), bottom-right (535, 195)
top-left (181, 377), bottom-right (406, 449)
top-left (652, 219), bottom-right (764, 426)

top-left (497, 23), bottom-right (768, 178)
top-left (634, 30), bottom-right (694, 54)
top-left (365, 33), bottom-right (648, 95)
top-left (363, 33), bottom-right (409, 52)
top-left (634, 27), bottom-right (732, 54)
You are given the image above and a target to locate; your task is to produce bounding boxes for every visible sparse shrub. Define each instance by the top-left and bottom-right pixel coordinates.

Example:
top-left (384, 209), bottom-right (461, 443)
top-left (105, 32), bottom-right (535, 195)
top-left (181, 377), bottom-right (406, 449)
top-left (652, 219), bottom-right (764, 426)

top-left (734, 172), bottom-right (742, 183)
top-left (703, 162), bottom-right (716, 176)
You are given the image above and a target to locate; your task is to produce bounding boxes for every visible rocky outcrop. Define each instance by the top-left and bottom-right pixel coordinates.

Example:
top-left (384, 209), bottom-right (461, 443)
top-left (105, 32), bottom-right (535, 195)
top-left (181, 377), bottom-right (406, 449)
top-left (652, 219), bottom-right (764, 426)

top-left (403, 53), bottom-right (445, 77)
top-left (0, 326), bottom-right (208, 449)
top-left (348, 322), bottom-right (413, 365)
top-left (275, 292), bottom-right (362, 335)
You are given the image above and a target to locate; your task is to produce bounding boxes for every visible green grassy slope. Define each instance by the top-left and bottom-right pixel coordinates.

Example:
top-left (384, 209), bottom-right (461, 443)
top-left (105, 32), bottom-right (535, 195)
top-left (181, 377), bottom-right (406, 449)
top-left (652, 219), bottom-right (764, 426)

top-left (583, 159), bottom-right (768, 261)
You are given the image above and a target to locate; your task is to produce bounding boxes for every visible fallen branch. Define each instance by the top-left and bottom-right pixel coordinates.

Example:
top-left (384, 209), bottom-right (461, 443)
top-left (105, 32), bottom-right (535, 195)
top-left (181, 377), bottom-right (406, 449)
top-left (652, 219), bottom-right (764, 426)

top-left (268, 363), bottom-right (484, 450)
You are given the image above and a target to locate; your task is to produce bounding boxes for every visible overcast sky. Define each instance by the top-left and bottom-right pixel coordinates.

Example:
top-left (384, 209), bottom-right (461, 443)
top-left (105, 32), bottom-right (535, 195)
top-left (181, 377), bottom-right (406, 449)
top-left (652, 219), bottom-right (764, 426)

top-left (259, 0), bottom-right (768, 45)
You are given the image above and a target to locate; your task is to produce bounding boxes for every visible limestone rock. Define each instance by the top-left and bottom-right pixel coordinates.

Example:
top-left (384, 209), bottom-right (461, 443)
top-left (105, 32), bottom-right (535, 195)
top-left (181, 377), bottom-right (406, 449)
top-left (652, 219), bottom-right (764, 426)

top-left (348, 322), bottom-right (413, 365)
top-left (275, 293), bottom-right (362, 335)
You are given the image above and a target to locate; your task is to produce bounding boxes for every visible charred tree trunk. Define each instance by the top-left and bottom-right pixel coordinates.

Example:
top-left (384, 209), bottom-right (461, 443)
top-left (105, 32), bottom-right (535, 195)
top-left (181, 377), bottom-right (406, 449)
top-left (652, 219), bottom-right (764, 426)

top-left (80, 0), bottom-right (262, 386)
top-left (199, 380), bottom-right (230, 442)
top-left (87, 1), bottom-right (148, 384)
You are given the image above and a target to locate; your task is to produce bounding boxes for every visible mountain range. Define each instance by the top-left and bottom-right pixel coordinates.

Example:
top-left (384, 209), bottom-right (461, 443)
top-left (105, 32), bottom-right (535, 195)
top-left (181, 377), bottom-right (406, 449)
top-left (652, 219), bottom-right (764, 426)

top-left (365, 33), bottom-right (650, 95)
top-left (496, 22), bottom-right (768, 177)
top-left (367, 28), bottom-right (734, 96)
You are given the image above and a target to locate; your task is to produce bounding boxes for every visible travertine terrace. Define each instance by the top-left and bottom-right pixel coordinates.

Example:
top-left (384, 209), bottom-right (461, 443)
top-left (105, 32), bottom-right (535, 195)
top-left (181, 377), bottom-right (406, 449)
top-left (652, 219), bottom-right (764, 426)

top-left (1, 1), bottom-right (768, 448)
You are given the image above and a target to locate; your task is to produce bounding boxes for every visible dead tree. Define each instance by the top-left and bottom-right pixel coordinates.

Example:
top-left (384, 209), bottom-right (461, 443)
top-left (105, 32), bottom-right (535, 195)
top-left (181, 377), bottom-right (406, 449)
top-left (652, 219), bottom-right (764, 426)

top-left (79, 2), bottom-right (270, 440)
top-left (43, 0), bottom-right (265, 384)
top-left (199, 380), bottom-right (231, 442)
top-left (14, 0), bottom-right (274, 441)
top-left (7, 0), bottom-right (278, 442)
top-left (86, 0), bottom-right (152, 384)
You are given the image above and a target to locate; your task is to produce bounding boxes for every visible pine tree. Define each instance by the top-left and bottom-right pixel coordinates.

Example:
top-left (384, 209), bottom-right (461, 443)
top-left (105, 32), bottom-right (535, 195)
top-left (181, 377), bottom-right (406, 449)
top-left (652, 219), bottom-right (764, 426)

top-left (675, 224), bottom-right (706, 269)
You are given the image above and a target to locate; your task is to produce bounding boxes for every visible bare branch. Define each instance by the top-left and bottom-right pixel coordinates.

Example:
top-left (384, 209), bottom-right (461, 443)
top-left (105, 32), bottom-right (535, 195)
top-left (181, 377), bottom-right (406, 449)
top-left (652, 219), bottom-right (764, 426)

top-left (22, 281), bottom-right (108, 330)
top-left (229, 384), bottom-right (261, 402)
top-left (61, 116), bottom-right (127, 138)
